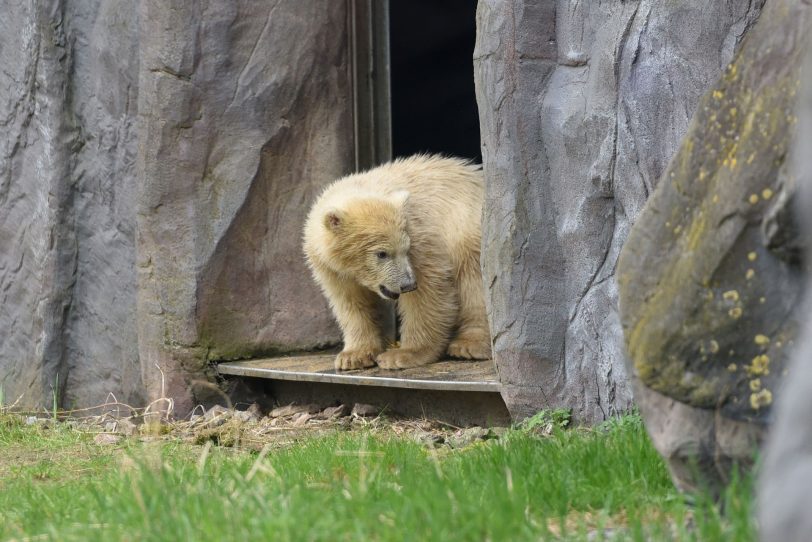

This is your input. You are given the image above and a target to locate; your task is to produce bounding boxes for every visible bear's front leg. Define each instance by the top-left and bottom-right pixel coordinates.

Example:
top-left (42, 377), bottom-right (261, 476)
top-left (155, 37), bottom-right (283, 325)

top-left (314, 267), bottom-right (386, 370)
top-left (376, 275), bottom-right (457, 370)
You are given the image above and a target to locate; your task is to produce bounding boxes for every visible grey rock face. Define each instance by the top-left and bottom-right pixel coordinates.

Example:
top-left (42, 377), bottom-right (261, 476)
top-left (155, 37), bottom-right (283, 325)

top-left (619, 0), bottom-right (809, 493)
top-left (759, 32), bottom-right (812, 542)
top-left (0, 1), bottom-right (351, 413)
top-left (136, 1), bottom-right (349, 413)
top-left (474, 0), bottom-right (762, 423)
top-left (0, 1), bottom-right (142, 409)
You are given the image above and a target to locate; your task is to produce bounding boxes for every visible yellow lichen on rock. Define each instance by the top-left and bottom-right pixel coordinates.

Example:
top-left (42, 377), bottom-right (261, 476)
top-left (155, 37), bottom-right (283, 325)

top-left (748, 354), bottom-right (771, 376)
top-left (754, 334), bottom-right (770, 346)
top-left (723, 290), bottom-right (740, 302)
top-left (750, 388), bottom-right (773, 410)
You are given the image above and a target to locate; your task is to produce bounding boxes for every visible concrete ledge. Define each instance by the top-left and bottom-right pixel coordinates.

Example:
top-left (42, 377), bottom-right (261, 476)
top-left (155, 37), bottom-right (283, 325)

top-left (217, 354), bottom-right (501, 393)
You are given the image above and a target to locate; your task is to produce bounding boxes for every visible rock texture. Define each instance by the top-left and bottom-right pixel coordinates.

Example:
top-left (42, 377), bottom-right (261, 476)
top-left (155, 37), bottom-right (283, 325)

top-left (136, 1), bottom-right (350, 414)
top-left (0, 1), bottom-right (351, 413)
top-left (474, 0), bottom-right (763, 423)
top-left (759, 32), bottom-right (812, 542)
top-left (618, 0), bottom-right (809, 492)
top-left (0, 1), bottom-right (142, 409)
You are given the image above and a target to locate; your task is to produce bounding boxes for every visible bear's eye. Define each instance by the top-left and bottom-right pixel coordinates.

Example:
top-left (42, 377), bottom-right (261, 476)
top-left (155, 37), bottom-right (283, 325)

top-left (376, 251), bottom-right (388, 260)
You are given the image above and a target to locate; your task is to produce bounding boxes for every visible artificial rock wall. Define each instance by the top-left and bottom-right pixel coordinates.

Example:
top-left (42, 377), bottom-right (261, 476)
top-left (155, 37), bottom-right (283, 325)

top-left (474, 0), bottom-right (763, 423)
top-left (0, 1), bottom-right (142, 409)
top-left (1, 0), bottom-right (772, 422)
top-left (0, 1), bottom-right (350, 413)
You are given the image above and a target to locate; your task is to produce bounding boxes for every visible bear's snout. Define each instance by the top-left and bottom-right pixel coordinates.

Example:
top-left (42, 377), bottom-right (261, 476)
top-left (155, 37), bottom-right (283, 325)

top-left (379, 285), bottom-right (400, 300)
top-left (400, 280), bottom-right (417, 293)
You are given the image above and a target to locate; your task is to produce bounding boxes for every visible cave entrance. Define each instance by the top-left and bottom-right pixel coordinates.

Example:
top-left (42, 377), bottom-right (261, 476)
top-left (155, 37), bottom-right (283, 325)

top-left (388, 0), bottom-right (482, 162)
top-left (350, 0), bottom-right (482, 168)
top-left (216, 0), bottom-right (500, 426)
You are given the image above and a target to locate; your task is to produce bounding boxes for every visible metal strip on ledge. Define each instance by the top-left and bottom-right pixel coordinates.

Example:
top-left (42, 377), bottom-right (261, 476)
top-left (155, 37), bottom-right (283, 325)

top-left (216, 353), bottom-right (501, 393)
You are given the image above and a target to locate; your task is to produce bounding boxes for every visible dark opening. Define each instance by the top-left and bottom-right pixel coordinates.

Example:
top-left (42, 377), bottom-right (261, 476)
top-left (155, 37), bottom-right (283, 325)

top-left (389, 1), bottom-right (481, 163)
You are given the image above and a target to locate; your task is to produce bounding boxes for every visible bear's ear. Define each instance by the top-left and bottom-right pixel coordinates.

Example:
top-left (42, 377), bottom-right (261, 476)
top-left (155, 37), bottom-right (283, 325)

top-left (324, 208), bottom-right (345, 231)
top-left (390, 190), bottom-right (410, 208)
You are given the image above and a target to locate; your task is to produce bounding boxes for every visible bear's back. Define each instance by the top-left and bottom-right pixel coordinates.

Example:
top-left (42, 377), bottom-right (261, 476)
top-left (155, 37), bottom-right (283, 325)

top-left (371, 155), bottom-right (483, 270)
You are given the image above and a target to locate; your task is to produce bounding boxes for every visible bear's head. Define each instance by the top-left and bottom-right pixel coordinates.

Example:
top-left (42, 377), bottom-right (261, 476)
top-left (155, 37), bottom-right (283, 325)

top-left (323, 191), bottom-right (417, 300)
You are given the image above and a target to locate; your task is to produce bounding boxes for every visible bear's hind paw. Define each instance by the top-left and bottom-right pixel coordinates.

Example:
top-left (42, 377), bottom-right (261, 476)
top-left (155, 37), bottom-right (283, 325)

top-left (335, 349), bottom-right (379, 371)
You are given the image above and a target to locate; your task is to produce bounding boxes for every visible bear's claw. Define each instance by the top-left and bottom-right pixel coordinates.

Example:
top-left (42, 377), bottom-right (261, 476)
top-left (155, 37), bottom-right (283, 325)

top-left (335, 349), bottom-right (379, 371)
top-left (447, 338), bottom-right (491, 360)
top-left (376, 348), bottom-right (435, 370)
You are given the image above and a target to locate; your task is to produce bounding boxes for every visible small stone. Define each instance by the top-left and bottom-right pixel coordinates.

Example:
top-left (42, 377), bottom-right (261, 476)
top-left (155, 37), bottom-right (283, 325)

top-left (292, 412), bottom-right (313, 426)
top-left (447, 427), bottom-right (490, 449)
top-left (233, 403), bottom-right (262, 423)
top-left (269, 403), bottom-right (320, 418)
top-left (233, 410), bottom-right (253, 423)
top-left (204, 405), bottom-right (230, 421)
top-left (93, 433), bottom-right (122, 446)
top-left (246, 402), bottom-right (262, 418)
top-left (318, 404), bottom-right (350, 419)
top-left (413, 430), bottom-right (444, 448)
top-left (201, 406), bottom-right (232, 428)
top-left (116, 419), bottom-right (138, 436)
top-left (351, 403), bottom-right (381, 417)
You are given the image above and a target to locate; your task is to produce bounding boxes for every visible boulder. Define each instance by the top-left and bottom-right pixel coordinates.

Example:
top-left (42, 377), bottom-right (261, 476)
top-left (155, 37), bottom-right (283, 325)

top-left (474, 0), bottom-right (763, 423)
top-left (618, 0), bottom-right (810, 492)
top-left (759, 35), bottom-right (812, 542)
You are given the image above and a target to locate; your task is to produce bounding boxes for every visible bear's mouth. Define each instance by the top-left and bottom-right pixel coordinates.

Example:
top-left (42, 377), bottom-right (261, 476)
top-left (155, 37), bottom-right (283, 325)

top-left (379, 285), bottom-right (400, 300)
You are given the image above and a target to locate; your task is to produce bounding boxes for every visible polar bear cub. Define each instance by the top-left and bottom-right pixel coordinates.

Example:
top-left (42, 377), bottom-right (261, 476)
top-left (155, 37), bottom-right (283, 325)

top-left (303, 155), bottom-right (491, 370)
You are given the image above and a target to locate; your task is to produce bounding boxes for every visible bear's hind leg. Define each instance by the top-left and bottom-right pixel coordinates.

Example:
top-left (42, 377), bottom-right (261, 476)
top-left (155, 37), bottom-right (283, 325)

top-left (376, 274), bottom-right (457, 369)
top-left (447, 258), bottom-right (491, 360)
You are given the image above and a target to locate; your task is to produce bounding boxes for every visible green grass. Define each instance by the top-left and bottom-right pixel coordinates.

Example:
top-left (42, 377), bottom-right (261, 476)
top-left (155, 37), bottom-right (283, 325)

top-left (0, 413), bottom-right (757, 541)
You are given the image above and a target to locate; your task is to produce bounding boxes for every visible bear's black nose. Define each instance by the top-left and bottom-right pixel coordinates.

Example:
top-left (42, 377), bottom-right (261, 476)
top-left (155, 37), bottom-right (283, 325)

top-left (400, 281), bottom-right (417, 293)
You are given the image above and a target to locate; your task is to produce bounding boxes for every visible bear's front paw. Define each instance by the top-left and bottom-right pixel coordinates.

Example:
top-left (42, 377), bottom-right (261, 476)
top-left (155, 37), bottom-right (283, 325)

top-left (376, 348), bottom-right (436, 370)
top-left (447, 337), bottom-right (492, 360)
top-left (335, 349), bottom-right (379, 371)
